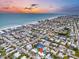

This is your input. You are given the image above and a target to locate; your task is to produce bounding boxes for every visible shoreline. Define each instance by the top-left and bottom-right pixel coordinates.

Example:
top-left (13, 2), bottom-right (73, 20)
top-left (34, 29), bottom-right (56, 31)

top-left (0, 15), bottom-right (61, 33)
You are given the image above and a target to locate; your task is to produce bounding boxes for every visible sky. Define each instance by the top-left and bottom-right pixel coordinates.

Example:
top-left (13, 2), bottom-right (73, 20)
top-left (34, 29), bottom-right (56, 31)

top-left (0, 0), bottom-right (79, 14)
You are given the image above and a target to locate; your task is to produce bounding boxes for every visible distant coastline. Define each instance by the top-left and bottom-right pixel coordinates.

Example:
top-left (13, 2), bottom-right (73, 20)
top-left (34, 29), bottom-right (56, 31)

top-left (0, 14), bottom-right (61, 32)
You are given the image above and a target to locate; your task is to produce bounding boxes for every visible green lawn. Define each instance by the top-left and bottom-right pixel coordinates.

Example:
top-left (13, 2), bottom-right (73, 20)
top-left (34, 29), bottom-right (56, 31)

top-left (63, 55), bottom-right (69, 59)
top-left (75, 50), bottom-right (79, 57)
top-left (0, 47), bottom-right (6, 56)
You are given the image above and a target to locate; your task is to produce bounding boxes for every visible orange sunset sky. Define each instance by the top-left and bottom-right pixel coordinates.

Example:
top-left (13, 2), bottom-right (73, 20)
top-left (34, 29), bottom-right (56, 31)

top-left (0, 0), bottom-right (61, 13)
top-left (0, 0), bottom-right (79, 13)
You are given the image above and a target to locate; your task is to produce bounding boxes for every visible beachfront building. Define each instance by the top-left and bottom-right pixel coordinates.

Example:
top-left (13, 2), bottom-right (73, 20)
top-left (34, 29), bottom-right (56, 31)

top-left (78, 33), bottom-right (79, 49)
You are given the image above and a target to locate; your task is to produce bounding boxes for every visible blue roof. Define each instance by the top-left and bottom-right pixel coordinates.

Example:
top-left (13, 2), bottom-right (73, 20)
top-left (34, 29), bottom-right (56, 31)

top-left (36, 43), bottom-right (44, 48)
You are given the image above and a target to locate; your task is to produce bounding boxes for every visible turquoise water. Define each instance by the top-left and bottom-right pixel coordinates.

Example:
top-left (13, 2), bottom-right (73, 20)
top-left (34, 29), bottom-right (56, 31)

top-left (0, 13), bottom-right (61, 28)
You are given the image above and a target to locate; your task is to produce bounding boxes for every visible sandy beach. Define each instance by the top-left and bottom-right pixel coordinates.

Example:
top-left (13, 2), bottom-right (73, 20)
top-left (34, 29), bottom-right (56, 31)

top-left (0, 15), bottom-right (60, 33)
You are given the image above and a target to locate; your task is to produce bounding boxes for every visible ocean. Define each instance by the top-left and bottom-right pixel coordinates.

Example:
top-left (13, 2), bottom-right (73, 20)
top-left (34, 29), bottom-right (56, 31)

top-left (0, 13), bottom-right (62, 28)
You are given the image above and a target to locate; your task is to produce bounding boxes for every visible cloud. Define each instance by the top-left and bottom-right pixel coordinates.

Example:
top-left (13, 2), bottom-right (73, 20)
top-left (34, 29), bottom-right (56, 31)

top-left (60, 5), bottom-right (79, 14)
top-left (31, 4), bottom-right (38, 7)
top-left (24, 4), bottom-right (38, 10)
top-left (0, 6), bottom-right (48, 13)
